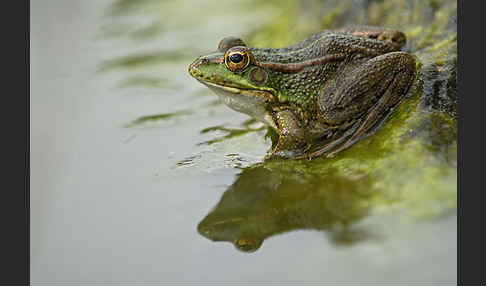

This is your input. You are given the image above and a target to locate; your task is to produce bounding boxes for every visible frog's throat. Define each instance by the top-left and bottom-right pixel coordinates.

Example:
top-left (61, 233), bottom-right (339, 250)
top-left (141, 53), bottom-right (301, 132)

top-left (202, 81), bottom-right (277, 130)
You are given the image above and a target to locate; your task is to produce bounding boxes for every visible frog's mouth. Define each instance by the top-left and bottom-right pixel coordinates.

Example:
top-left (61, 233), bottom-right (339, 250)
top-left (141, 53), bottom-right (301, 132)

top-left (200, 81), bottom-right (274, 99)
top-left (200, 81), bottom-right (277, 129)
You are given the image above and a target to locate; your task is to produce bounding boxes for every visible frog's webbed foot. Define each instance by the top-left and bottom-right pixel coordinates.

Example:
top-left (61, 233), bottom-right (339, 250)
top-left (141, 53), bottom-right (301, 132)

top-left (266, 109), bottom-right (308, 159)
top-left (315, 52), bottom-right (416, 158)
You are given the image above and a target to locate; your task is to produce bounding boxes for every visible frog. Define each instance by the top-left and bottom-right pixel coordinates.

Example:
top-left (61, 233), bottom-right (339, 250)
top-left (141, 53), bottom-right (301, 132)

top-left (188, 26), bottom-right (416, 159)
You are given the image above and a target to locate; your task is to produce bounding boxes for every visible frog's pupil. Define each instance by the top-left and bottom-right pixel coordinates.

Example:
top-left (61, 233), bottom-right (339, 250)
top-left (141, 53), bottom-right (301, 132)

top-left (230, 53), bottom-right (243, 63)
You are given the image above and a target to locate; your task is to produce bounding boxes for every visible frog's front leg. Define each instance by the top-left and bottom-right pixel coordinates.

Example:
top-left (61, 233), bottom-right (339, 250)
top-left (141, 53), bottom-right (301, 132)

top-left (312, 51), bottom-right (416, 158)
top-left (267, 108), bottom-right (309, 158)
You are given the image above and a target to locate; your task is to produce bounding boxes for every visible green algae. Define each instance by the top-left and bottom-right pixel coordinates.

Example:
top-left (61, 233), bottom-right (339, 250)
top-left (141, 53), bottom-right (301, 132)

top-left (124, 110), bottom-right (193, 128)
top-left (197, 125), bottom-right (266, 146)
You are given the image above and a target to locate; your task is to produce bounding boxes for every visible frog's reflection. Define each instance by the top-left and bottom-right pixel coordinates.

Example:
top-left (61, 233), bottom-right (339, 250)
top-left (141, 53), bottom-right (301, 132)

top-left (197, 161), bottom-right (377, 252)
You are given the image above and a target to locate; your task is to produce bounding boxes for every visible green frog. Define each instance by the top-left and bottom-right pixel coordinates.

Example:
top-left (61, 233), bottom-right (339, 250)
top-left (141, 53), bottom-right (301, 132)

top-left (188, 26), bottom-right (416, 159)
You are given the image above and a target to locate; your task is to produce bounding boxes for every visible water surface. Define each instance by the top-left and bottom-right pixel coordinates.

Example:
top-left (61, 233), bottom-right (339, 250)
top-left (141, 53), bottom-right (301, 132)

top-left (31, 0), bottom-right (456, 285)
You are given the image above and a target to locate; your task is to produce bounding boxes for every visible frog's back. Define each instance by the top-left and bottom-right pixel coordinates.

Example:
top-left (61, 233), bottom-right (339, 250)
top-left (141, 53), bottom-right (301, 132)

top-left (249, 31), bottom-right (337, 64)
top-left (250, 29), bottom-right (403, 65)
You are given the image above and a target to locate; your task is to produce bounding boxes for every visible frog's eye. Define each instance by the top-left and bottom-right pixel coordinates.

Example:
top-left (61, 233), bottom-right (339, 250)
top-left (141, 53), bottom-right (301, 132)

top-left (224, 47), bottom-right (251, 72)
top-left (218, 36), bottom-right (246, 52)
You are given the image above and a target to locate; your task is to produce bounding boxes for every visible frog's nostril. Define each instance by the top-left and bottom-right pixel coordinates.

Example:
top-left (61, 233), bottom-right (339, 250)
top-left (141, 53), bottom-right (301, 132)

top-left (190, 58), bottom-right (208, 70)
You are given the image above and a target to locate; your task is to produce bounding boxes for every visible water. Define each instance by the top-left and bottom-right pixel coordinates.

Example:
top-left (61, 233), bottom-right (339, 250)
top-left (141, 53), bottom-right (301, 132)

top-left (31, 0), bottom-right (456, 285)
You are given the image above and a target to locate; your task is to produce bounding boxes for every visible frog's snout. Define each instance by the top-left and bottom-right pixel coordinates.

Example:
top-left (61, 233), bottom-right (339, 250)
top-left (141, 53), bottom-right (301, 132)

top-left (189, 57), bottom-right (208, 70)
top-left (188, 57), bottom-right (208, 78)
top-left (194, 57), bottom-right (209, 66)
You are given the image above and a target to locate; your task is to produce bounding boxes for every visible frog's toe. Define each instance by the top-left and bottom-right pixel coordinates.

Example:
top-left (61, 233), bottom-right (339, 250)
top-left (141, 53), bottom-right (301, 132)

top-left (326, 152), bottom-right (337, 158)
top-left (267, 149), bottom-right (303, 159)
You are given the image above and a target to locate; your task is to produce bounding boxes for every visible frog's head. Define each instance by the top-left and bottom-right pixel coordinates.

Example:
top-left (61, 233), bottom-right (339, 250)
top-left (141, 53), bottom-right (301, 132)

top-left (189, 37), bottom-right (277, 127)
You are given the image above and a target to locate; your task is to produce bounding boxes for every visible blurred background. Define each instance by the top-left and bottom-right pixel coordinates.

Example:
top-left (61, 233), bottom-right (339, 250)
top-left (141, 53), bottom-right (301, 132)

top-left (31, 0), bottom-right (456, 285)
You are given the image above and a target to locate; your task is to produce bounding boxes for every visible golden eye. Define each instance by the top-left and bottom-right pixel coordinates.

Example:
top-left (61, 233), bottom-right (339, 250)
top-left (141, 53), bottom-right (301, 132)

top-left (224, 47), bottom-right (250, 72)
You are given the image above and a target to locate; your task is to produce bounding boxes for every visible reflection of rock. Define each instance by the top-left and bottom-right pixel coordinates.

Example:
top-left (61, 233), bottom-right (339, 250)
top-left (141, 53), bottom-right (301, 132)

top-left (198, 163), bottom-right (377, 252)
